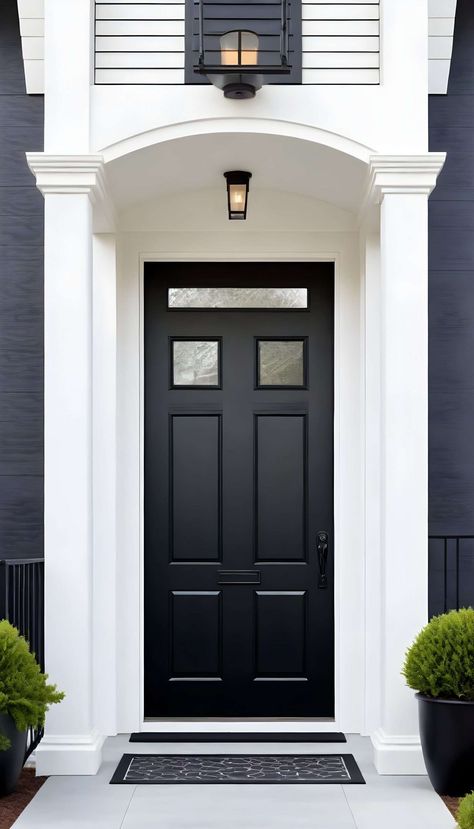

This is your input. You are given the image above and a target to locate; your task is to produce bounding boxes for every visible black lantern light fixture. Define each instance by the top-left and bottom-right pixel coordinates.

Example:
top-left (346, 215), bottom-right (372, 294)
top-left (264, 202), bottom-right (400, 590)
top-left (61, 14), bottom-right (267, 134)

top-left (195, 0), bottom-right (291, 99)
top-left (224, 171), bottom-right (252, 220)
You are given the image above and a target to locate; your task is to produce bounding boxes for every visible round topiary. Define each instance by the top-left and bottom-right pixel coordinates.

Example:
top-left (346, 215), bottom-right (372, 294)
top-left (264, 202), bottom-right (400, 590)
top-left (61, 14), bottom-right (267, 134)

top-left (457, 792), bottom-right (474, 829)
top-left (0, 620), bottom-right (64, 751)
top-left (403, 608), bottom-right (474, 700)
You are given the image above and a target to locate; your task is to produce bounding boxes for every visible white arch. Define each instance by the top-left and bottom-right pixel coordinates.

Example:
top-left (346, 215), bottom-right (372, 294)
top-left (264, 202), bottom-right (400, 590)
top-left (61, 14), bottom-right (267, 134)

top-left (102, 117), bottom-right (374, 165)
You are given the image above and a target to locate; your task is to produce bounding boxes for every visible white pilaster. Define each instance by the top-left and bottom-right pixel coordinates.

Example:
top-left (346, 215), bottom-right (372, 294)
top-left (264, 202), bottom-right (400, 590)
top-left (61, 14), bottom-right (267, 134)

top-left (367, 155), bottom-right (445, 774)
top-left (92, 234), bottom-right (118, 738)
top-left (26, 154), bottom-right (106, 775)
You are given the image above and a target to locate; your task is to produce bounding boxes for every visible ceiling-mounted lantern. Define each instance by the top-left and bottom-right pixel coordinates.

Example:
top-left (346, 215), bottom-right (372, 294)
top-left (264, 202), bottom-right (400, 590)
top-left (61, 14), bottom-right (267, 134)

top-left (195, 0), bottom-right (291, 99)
top-left (224, 171), bottom-right (252, 220)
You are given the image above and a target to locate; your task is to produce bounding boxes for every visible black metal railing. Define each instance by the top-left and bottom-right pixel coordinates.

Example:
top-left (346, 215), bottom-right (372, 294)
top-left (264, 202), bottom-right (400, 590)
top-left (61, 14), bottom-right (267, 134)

top-left (0, 557), bottom-right (45, 760)
top-left (428, 536), bottom-right (474, 617)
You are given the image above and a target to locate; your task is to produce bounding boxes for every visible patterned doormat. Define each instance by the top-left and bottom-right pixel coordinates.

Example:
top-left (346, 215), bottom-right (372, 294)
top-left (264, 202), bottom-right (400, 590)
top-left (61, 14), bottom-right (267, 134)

top-left (110, 754), bottom-right (365, 785)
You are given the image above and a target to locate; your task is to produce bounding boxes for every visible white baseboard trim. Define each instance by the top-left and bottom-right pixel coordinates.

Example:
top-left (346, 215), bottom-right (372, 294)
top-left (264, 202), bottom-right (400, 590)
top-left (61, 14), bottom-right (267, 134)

top-left (35, 731), bottom-right (105, 776)
top-left (371, 728), bottom-right (427, 775)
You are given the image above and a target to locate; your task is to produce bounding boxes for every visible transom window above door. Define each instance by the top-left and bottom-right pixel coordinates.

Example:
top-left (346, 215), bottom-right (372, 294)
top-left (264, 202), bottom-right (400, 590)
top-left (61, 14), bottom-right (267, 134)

top-left (168, 287), bottom-right (308, 309)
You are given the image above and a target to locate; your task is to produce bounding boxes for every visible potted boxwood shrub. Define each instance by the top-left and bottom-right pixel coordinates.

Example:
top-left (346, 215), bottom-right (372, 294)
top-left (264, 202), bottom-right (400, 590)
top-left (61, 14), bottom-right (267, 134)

top-left (403, 608), bottom-right (474, 796)
top-left (458, 792), bottom-right (474, 829)
top-left (0, 620), bottom-right (64, 796)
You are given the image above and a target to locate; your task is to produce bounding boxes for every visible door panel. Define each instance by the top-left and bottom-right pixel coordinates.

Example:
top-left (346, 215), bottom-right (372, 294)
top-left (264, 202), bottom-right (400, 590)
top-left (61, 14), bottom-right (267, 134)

top-left (169, 591), bottom-right (223, 679)
top-left (144, 262), bottom-right (334, 717)
top-left (254, 591), bottom-right (307, 679)
top-left (170, 415), bottom-right (222, 562)
top-left (256, 414), bottom-right (307, 561)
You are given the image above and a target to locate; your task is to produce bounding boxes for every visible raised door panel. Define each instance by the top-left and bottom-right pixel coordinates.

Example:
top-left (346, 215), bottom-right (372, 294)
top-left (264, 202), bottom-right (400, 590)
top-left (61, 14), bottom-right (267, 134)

top-left (255, 414), bottom-right (307, 561)
top-left (169, 591), bottom-right (223, 679)
top-left (170, 414), bottom-right (222, 561)
top-left (254, 591), bottom-right (307, 679)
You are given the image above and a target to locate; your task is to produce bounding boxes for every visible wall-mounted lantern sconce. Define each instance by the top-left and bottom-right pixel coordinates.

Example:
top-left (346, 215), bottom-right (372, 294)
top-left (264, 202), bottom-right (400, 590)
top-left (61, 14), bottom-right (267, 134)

top-left (217, 31), bottom-right (260, 98)
top-left (224, 171), bottom-right (252, 220)
top-left (221, 30), bottom-right (259, 67)
top-left (195, 0), bottom-right (291, 99)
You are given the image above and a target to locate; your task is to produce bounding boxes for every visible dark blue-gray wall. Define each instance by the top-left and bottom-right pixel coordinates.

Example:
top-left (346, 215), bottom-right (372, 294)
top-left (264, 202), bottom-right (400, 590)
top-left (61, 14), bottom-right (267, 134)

top-left (0, 0), bottom-right (44, 559)
top-left (428, 0), bottom-right (474, 613)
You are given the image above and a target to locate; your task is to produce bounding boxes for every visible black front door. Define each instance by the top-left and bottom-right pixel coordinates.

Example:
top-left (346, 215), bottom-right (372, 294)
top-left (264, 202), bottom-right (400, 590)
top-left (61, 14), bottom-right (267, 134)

top-left (144, 262), bottom-right (334, 717)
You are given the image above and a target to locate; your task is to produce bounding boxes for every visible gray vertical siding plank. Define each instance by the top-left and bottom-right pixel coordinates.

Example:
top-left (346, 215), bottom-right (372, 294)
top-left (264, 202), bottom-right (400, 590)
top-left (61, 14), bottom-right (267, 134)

top-left (0, 0), bottom-right (44, 558)
top-left (429, 0), bottom-right (474, 612)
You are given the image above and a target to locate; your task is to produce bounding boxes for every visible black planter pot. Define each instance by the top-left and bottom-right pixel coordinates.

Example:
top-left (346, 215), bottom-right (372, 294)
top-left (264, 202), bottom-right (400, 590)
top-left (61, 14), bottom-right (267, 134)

top-left (0, 713), bottom-right (27, 797)
top-left (417, 693), bottom-right (474, 796)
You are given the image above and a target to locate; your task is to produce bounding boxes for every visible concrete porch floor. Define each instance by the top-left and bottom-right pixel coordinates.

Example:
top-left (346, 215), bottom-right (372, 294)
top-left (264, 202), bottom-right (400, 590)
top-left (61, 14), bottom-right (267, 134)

top-left (12, 735), bottom-right (453, 828)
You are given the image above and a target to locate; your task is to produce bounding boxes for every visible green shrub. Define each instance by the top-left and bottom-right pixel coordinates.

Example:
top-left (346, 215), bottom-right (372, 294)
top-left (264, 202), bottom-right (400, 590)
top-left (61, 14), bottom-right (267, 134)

top-left (403, 608), bottom-right (474, 700)
top-left (0, 620), bottom-right (64, 751)
top-left (457, 792), bottom-right (474, 829)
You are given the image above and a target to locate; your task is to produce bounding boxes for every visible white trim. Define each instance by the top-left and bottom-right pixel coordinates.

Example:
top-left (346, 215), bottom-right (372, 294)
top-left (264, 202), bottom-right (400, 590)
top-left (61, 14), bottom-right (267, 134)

top-left (102, 119), bottom-right (374, 164)
top-left (25, 154), bottom-right (107, 200)
top-left (371, 728), bottom-right (426, 776)
top-left (113, 242), bottom-right (363, 735)
top-left (137, 254), bottom-right (342, 731)
top-left (368, 153), bottom-right (447, 198)
top-left (359, 153), bottom-right (447, 225)
top-left (35, 732), bottom-right (105, 777)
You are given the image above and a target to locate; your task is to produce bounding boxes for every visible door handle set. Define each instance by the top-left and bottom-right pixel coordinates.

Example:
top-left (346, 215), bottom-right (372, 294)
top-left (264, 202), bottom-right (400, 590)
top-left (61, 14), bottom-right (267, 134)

top-left (317, 531), bottom-right (329, 589)
top-left (216, 533), bottom-right (329, 589)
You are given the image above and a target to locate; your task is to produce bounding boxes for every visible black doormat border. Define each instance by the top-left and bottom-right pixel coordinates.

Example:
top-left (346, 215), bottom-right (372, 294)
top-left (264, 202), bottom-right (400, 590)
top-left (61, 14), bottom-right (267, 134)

top-left (130, 732), bottom-right (346, 744)
top-left (111, 753), bottom-right (365, 785)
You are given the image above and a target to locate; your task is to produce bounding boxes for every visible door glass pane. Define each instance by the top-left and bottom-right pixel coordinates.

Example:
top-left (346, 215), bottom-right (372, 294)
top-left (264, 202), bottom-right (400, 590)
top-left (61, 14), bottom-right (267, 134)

top-left (168, 287), bottom-right (308, 309)
top-left (258, 340), bottom-right (306, 387)
top-left (172, 340), bottom-right (220, 387)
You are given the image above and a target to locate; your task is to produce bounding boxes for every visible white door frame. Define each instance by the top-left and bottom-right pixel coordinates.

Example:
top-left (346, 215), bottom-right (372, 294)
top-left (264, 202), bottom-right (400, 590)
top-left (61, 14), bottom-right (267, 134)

top-left (114, 241), bottom-right (365, 734)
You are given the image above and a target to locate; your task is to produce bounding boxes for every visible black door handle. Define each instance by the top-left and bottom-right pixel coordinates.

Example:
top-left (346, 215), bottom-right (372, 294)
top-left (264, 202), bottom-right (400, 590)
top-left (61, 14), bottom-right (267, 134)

top-left (317, 531), bottom-right (329, 589)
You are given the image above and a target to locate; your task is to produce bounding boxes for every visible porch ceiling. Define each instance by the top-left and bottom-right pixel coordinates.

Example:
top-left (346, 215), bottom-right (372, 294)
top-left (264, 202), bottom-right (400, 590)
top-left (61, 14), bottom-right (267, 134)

top-left (104, 132), bottom-right (367, 214)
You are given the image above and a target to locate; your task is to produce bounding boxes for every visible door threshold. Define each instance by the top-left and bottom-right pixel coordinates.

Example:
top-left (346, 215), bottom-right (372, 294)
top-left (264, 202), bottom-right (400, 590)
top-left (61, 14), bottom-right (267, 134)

top-left (131, 731), bottom-right (346, 743)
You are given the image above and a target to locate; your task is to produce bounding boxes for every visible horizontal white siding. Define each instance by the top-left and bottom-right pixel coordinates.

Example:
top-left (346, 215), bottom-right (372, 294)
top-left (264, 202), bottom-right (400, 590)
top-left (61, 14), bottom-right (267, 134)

top-left (96, 4), bottom-right (186, 19)
top-left (428, 0), bottom-right (457, 93)
top-left (94, 0), bottom-right (380, 85)
top-left (17, 0), bottom-right (44, 93)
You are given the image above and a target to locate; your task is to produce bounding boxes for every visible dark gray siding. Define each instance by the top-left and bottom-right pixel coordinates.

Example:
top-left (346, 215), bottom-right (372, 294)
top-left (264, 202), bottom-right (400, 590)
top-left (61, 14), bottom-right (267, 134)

top-left (0, 0), bottom-right (44, 558)
top-left (429, 0), bottom-right (474, 613)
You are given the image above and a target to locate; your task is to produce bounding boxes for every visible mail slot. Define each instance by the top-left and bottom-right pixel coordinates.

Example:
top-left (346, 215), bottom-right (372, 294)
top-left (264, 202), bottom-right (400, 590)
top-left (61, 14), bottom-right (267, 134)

top-left (217, 570), bottom-right (261, 585)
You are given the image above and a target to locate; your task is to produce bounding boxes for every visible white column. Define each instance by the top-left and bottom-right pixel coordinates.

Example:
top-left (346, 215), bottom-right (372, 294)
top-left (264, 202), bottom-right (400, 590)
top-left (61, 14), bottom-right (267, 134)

top-left (367, 156), bottom-right (445, 774)
top-left (26, 155), bottom-right (106, 775)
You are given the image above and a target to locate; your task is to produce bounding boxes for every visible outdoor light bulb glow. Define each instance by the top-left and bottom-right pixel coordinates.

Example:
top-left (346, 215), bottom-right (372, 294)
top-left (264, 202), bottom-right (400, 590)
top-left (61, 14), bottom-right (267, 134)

top-left (229, 184), bottom-right (247, 212)
top-left (220, 31), bottom-right (258, 67)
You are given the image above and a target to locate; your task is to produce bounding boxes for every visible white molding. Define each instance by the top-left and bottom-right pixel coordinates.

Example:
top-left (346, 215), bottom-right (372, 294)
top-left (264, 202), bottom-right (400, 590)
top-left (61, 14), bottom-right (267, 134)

top-left (137, 251), bottom-right (345, 733)
top-left (359, 154), bottom-right (446, 223)
top-left (25, 154), bottom-right (106, 201)
top-left (101, 118), bottom-right (373, 164)
top-left (114, 235), bottom-right (364, 738)
top-left (371, 728), bottom-right (426, 776)
top-left (367, 154), bottom-right (447, 202)
top-left (35, 732), bottom-right (105, 776)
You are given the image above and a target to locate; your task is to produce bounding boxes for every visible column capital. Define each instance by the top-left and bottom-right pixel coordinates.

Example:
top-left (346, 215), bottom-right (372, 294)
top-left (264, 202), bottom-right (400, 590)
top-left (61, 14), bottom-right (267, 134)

top-left (26, 154), bottom-right (106, 201)
top-left (366, 153), bottom-right (446, 204)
